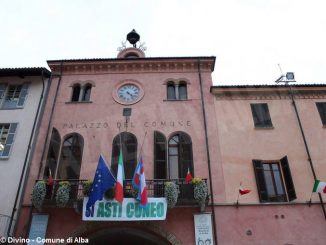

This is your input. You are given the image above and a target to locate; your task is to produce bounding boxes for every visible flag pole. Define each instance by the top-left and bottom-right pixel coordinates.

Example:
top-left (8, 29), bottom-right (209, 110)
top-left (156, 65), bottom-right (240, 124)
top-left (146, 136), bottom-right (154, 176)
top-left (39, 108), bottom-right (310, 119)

top-left (236, 182), bottom-right (241, 208)
top-left (308, 191), bottom-right (313, 207)
top-left (137, 131), bottom-right (148, 162)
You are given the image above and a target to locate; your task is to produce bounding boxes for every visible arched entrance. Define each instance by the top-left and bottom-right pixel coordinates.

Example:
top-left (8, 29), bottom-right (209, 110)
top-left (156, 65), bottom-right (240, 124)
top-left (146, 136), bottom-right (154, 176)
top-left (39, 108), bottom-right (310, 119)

top-left (66, 223), bottom-right (183, 245)
top-left (88, 227), bottom-right (170, 245)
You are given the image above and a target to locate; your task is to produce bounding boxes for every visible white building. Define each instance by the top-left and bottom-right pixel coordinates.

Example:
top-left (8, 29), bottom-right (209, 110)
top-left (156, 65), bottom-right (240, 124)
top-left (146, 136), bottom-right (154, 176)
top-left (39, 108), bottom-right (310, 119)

top-left (0, 68), bottom-right (51, 237)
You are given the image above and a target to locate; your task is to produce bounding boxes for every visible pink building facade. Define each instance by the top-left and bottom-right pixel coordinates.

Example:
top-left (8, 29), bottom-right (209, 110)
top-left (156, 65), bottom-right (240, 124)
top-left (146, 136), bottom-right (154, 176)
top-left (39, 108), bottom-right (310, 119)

top-left (211, 85), bottom-right (326, 244)
top-left (14, 35), bottom-right (326, 244)
top-left (16, 44), bottom-right (221, 244)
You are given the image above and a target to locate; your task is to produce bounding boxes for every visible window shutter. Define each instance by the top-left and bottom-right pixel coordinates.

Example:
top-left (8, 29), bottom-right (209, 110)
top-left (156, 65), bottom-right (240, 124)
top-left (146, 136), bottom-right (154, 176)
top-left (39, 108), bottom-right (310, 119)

top-left (262, 104), bottom-right (272, 127)
top-left (316, 102), bottom-right (326, 126)
top-left (1, 123), bottom-right (18, 158)
top-left (252, 160), bottom-right (268, 202)
top-left (17, 83), bottom-right (29, 107)
top-left (154, 131), bottom-right (167, 179)
top-left (280, 156), bottom-right (296, 201)
top-left (0, 84), bottom-right (6, 106)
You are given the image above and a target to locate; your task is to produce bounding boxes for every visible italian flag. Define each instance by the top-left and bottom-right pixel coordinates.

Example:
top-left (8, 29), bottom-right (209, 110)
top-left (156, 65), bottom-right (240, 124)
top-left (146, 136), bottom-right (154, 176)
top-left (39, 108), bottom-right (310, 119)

top-left (312, 180), bottom-right (326, 193)
top-left (115, 149), bottom-right (124, 203)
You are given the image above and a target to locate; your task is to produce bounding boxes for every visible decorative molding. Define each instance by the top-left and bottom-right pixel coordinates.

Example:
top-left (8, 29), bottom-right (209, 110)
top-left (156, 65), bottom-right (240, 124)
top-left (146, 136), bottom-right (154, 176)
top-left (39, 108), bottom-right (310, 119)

top-left (48, 60), bottom-right (213, 75)
top-left (214, 90), bottom-right (326, 100)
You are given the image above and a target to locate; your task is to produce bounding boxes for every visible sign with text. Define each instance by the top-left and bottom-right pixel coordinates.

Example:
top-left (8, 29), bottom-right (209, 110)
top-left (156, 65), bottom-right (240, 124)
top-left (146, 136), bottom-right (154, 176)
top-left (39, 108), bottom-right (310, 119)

top-left (194, 213), bottom-right (214, 245)
top-left (82, 197), bottom-right (167, 221)
top-left (27, 214), bottom-right (49, 245)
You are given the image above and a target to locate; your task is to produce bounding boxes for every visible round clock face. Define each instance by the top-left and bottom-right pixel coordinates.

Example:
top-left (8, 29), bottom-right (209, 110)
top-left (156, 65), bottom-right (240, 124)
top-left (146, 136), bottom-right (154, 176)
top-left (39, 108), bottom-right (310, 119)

top-left (117, 84), bottom-right (140, 102)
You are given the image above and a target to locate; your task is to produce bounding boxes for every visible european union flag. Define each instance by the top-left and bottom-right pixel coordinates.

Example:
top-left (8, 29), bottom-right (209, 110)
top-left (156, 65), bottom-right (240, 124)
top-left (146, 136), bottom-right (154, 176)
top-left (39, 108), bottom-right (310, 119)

top-left (86, 155), bottom-right (116, 217)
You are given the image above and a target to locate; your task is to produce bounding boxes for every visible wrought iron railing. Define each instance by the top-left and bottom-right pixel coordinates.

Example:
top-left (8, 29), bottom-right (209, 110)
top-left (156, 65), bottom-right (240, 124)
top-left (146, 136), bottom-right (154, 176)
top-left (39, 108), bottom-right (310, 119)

top-left (36, 178), bottom-right (208, 207)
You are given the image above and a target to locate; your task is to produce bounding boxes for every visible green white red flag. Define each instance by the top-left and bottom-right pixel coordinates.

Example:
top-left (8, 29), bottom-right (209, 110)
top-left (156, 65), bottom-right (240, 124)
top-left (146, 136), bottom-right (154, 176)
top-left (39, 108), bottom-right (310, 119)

top-left (115, 149), bottom-right (124, 203)
top-left (312, 180), bottom-right (326, 193)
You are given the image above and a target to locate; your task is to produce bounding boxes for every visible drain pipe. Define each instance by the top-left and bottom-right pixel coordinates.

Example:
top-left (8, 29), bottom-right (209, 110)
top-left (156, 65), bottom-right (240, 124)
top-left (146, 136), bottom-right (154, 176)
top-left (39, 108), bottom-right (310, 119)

top-left (287, 85), bottom-right (326, 219)
top-left (24, 62), bottom-right (64, 239)
top-left (7, 69), bottom-right (48, 238)
top-left (37, 61), bottom-right (64, 179)
top-left (197, 59), bottom-right (218, 244)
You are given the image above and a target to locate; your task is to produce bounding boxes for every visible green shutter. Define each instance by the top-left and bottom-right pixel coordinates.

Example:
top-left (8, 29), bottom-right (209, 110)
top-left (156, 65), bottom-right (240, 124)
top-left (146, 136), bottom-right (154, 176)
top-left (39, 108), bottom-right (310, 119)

top-left (17, 83), bottom-right (29, 107)
top-left (253, 160), bottom-right (268, 202)
top-left (1, 123), bottom-right (18, 158)
top-left (0, 84), bottom-right (6, 106)
top-left (280, 156), bottom-right (296, 201)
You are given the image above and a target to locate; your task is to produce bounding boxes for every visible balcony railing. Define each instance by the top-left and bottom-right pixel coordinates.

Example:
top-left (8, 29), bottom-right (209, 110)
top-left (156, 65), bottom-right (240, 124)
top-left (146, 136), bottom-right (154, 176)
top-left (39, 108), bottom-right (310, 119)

top-left (37, 178), bottom-right (208, 207)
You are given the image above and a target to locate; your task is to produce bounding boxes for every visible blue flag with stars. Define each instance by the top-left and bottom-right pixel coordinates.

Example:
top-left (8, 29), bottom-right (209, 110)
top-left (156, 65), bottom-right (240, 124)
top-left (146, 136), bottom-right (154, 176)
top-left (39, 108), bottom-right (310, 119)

top-left (86, 155), bottom-right (116, 217)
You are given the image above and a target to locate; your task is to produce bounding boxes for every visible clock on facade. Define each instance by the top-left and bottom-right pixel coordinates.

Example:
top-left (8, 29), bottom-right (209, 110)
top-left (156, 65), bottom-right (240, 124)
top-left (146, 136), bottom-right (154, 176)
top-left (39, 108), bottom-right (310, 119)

top-left (117, 84), bottom-right (140, 102)
top-left (113, 80), bottom-right (144, 105)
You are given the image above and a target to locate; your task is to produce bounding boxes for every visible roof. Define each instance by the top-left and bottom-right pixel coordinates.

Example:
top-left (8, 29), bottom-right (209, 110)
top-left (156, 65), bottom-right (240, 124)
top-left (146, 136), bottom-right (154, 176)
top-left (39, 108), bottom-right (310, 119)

top-left (0, 67), bottom-right (51, 78)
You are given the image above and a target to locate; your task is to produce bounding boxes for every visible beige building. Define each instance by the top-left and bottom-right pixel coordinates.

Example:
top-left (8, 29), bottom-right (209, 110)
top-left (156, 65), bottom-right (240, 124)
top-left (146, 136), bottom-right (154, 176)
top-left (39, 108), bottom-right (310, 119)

top-left (0, 68), bottom-right (51, 237)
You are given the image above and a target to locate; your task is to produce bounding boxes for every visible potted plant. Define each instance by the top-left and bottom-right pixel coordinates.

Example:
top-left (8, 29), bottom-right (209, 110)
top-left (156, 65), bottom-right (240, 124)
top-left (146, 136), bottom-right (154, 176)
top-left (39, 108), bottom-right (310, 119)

top-left (164, 181), bottom-right (179, 208)
top-left (31, 180), bottom-right (46, 211)
top-left (192, 178), bottom-right (208, 205)
top-left (55, 181), bottom-right (71, 207)
top-left (82, 180), bottom-right (93, 196)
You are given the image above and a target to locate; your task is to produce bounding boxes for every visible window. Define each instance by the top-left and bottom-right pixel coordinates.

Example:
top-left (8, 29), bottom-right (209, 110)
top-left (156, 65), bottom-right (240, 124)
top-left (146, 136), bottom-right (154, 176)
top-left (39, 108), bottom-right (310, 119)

top-left (0, 123), bottom-right (18, 158)
top-left (0, 83), bottom-right (29, 109)
top-left (168, 132), bottom-right (193, 179)
top-left (70, 83), bottom-right (92, 102)
top-left (82, 84), bottom-right (92, 102)
top-left (166, 81), bottom-right (188, 100)
top-left (253, 156), bottom-right (296, 202)
top-left (71, 84), bottom-right (81, 102)
top-left (57, 133), bottom-right (83, 179)
top-left (179, 82), bottom-right (187, 100)
top-left (44, 128), bottom-right (61, 177)
top-left (111, 132), bottom-right (137, 179)
top-left (154, 131), bottom-right (167, 179)
top-left (316, 102), bottom-right (326, 126)
top-left (250, 103), bottom-right (273, 128)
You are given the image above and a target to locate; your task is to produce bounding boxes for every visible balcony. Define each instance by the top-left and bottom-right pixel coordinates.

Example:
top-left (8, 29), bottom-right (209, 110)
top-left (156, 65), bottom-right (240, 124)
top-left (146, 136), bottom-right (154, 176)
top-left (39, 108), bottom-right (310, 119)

top-left (38, 178), bottom-right (208, 208)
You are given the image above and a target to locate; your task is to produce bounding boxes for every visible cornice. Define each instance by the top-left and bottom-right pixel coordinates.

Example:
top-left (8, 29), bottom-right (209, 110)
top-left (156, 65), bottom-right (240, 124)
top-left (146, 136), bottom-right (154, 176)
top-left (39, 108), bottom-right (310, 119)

top-left (213, 88), bottom-right (326, 100)
top-left (48, 58), bottom-right (214, 75)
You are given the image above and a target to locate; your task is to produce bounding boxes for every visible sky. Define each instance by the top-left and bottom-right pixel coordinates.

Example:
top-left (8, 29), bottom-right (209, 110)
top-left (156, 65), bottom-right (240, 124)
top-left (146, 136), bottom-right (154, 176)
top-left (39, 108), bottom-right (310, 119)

top-left (0, 0), bottom-right (325, 85)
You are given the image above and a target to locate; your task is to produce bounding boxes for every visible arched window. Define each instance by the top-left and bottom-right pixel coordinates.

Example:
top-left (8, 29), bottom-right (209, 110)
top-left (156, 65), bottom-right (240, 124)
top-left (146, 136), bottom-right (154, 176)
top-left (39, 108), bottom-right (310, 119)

top-left (179, 82), bottom-right (187, 100)
top-left (168, 132), bottom-right (193, 179)
top-left (111, 132), bottom-right (137, 179)
top-left (82, 84), bottom-right (92, 101)
top-left (57, 133), bottom-right (83, 179)
top-left (154, 131), bottom-right (167, 179)
top-left (167, 83), bottom-right (176, 100)
top-left (44, 128), bottom-right (61, 178)
top-left (71, 84), bottom-right (81, 102)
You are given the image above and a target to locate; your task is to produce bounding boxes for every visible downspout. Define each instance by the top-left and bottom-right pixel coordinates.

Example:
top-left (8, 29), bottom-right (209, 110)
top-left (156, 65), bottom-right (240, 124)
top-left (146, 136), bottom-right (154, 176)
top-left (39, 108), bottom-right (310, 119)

top-left (37, 61), bottom-right (64, 179)
top-left (288, 85), bottom-right (326, 219)
top-left (7, 69), bottom-right (48, 238)
top-left (197, 59), bottom-right (218, 244)
top-left (24, 62), bottom-right (64, 238)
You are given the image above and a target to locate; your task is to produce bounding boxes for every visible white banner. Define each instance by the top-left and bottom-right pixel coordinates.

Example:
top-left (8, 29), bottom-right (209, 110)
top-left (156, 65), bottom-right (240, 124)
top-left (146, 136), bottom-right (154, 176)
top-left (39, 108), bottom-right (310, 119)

top-left (82, 197), bottom-right (167, 221)
top-left (194, 213), bottom-right (214, 245)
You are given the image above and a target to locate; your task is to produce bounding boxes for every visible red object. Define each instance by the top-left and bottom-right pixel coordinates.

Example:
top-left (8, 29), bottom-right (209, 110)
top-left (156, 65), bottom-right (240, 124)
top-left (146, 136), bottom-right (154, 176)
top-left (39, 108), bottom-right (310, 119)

top-left (323, 186), bottom-right (326, 194)
top-left (239, 185), bottom-right (251, 195)
top-left (185, 168), bottom-right (193, 183)
top-left (47, 175), bottom-right (54, 186)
